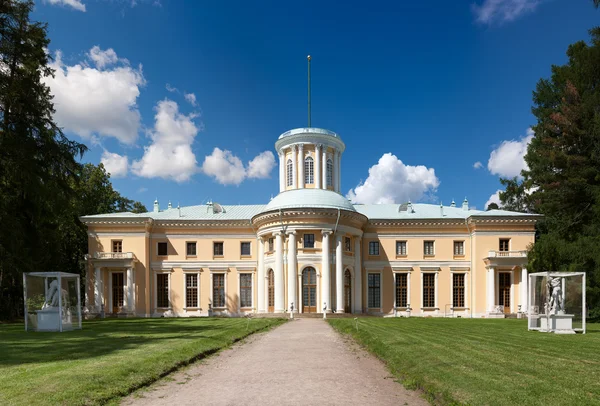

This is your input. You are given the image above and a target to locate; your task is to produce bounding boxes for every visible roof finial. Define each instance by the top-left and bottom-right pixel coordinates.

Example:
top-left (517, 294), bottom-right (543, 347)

top-left (307, 55), bottom-right (311, 128)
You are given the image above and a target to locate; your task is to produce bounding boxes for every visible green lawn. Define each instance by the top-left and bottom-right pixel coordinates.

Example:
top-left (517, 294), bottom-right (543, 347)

top-left (329, 318), bottom-right (600, 406)
top-left (0, 317), bottom-right (285, 405)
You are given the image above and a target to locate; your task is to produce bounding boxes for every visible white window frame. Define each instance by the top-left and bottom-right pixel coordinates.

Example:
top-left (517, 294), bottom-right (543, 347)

top-left (424, 240), bottom-right (435, 256)
top-left (420, 268), bottom-right (439, 310)
top-left (186, 241), bottom-right (197, 257)
top-left (304, 156), bottom-right (314, 184)
top-left (368, 241), bottom-right (380, 256)
top-left (453, 240), bottom-right (465, 256)
top-left (396, 240), bottom-right (407, 256)
top-left (449, 270), bottom-right (468, 309)
top-left (154, 271), bottom-right (172, 311)
top-left (240, 241), bottom-right (252, 257)
top-left (108, 270), bottom-right (126, 312)
top-left (238, 272), bottom-right (254, 309)
top-left (326, 158), bottom-right (333, 187)
top-left (286, 159), bottom-right (293, 187)
top-left (183, 271), bottom-right (201, 310)
top-left (393, 269), bottom-right (411, 309)
top-left (210, 269), bottom-right (228, 310)
top-left (366, 271), bottom-right (382, 312)
top-left (111, 239), bottom-right (123, 253)
top-left (303, 233), bottom-right (315, 249)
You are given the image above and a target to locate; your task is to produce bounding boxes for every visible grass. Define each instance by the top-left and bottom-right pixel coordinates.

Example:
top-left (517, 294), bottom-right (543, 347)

top-left (0, 317), bottom-right (285, 405)
top-left (328, 318), bottom-right (600, 406)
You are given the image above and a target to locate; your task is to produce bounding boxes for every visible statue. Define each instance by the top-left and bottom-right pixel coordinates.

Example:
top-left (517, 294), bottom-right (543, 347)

top-left (42, 280), bottom-right (68, 310)
top-left (547, 277), bottom-right (564, 314)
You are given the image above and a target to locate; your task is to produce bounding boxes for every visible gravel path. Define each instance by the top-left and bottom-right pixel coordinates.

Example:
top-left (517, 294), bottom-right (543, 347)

top-left (122, 318), bottom-right (427, 406)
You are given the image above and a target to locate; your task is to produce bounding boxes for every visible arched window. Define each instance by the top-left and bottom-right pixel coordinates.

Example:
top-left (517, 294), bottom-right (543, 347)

top-left (286, 159), bottom-right (293, 186)
top-left (326, 158), bottom-right (333, 187)
top-left (304, 156), bottom-right (314, 184)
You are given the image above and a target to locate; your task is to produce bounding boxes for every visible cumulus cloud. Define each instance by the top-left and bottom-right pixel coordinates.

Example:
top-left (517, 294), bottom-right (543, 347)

top-left (101, 150), bottom-right (128, 178)
top-left (166, 83), bottom-right (178, 93)
top-left (472, 0), bottom-right (541, 25)
top-left (487, 128), bottom-right (533, 178)
top-left (88, 46), bottom-right (119, 68)
top-left (201, 148), bottom-right (247, 185)
top-left (346, 153), bottom-right (440, 204)
top-left (46, 0), bottom-right (86, 12)
top-left (44, 48), bottom-right (145, 144)
top-left (485, 190), bottom-right (502, 209)
top-left (131, 99), bottom-right (200, 182)
top-left (184, 92), bottom-right (197, 107)
top-left (473, 161), bottom-right (483, 169)
top-left (247, 151), bottom-right (276, 179)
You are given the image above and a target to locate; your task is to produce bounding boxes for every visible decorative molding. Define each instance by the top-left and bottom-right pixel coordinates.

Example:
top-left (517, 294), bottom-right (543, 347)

top-left (151, 260), bottom-right (257, 271)
top-left (364, 260), bottom-right (471, 268)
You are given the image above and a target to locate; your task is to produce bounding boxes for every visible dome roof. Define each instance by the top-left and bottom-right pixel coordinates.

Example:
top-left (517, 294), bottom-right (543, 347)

top-left (263, 189), bottom-right (356, 212)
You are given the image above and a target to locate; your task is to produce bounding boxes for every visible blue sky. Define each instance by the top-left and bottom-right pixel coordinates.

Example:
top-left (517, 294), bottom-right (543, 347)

top-left (34, 0), bottom-right (599, 211)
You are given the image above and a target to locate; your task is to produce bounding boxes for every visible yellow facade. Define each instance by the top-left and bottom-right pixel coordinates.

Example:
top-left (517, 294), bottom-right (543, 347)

top-left (82, 128), bottom-right (538, 318)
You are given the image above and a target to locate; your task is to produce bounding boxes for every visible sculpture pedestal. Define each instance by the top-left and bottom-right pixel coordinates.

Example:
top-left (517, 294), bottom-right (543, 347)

top-left (36, 308), bottom-right (72, 332)
top-left (540, 313), bottom-right (576, 334)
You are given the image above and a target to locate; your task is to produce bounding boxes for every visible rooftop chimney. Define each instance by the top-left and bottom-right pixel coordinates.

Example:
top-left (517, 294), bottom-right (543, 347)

top-left (462, 197), bottom-right (469, 211)
top-left (450, 199), bottom-right (456, 208)
top-left (153, 198), bottom-right (159, 213)
top-left (168, 201), bottom-right (172, 209)
top-left (440, 202), bottom-right (444, 217)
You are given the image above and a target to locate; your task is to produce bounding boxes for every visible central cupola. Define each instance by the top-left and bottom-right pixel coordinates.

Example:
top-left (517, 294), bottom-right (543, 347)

top-left (275, 127), bottom-right (345, 194)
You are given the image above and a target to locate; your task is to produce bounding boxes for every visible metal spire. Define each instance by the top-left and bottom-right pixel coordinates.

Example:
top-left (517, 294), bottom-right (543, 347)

top-left (307, 55), bottom-right (311, 128)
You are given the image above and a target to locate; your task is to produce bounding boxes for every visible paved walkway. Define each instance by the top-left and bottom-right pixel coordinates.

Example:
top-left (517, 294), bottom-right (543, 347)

top-left (123, 319), bottom-right (427, 406)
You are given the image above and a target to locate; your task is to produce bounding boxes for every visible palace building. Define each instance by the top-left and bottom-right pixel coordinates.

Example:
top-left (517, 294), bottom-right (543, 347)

top-left (81, 127), bottom-right (539, 318)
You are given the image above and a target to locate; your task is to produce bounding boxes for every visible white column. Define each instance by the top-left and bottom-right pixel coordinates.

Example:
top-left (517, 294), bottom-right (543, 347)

top-left (354, 237), bottom-right (362, 313)
top-left (94, 267), bottom-right (102, 311)
top-left (315, 144), bottom-right (322, 189)
top-left (278, 151), bottom-right (284, 193)
top-left (332, 149), bottom-right (338, 192)
top-left (322, 230), bottom-right (332, 312)
top-left (298, 144), bottom-right (305, 189)
top-left (127, 267), bottom-right (134, 312)
top-left (287, 231), bottom-right (297, 313)
top-left (519, 267), bottom-right (529, 313)
top-left (291, 145), bottom-right (297, 189)
top-left (258, 237), bottom-right (265, 313)
top-left (322, 149), bottom-right (328, 188)
top-left (487, 267), bottom-right (495, 312)
top-left (335, 234), bottom-right (344, 312)
top-left (274, 232), bottom-right (284, 312)
top-left (337, 150), bottom-right (342, 193)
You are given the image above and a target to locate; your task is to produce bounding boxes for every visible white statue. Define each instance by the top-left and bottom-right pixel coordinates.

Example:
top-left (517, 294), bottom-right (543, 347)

top-left (547, 277), bottom-right (564, 314)
top-left (42, 280), bottom-right (68, 310)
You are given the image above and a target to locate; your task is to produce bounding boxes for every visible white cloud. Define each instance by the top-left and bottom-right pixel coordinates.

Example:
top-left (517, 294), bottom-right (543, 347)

top-left (46, 0), bottom-right (86, 12)
top-left (184, 92), bottom-right (197, 107)
top-left (473, 161), bottom-right (483, 169)
top-left (485, 190), bottom-right (502, 209)
top-left (472, 0), bottom-right (541, 25)
top-left (346, 153), bottom-right (440, 204)
top-left (137, 187), bottom-right (148, 193)
top-left (166, 83), bottom-right (178, 93)
top-left (44, 48), bottom-right (145, 145)
top-left (101, 150), bottom-right (128, 178)
top-left (131, 99), bottom-right (200, 182)
top-left (201, 148), bottom-right (247, 185)
top-left (487, 128), bottom-right (533, 178)
top-left (247, 151), bottom-right (276, 179)
top-left (88, 46), bottom-right (119, 69)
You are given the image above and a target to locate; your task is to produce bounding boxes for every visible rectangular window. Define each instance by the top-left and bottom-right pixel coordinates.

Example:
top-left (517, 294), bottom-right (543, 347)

top-left (368, 273), bottom-right (381, 308)
top-left (185, 273), bottom-right (198, 308)
top-left (304, 157), bottom-right (314, 184)
top-left (326, 159), bottom-right (333, 187)
top-left (157, 242), bottom-right (168, 256)
top-left (112, 240), bottom-right (122, 253)
top-left (424, 241), bottom-right (435, 256)
top-left (395, 273), bottom-right (408, 308)
top-left (499, 239), bottom-right (510, 252)
top-left (157, 274), bottom-right (169, 308)
top-left (344, 237), bottom-right (352, 252)
top-left (240, 273), bottom-right (252, 308)
top-left (369, 241), bottom-right (380, 256)
top-left (454, 241), bottom-right (464, 256)
top-left (423, 273), bottom-right (435, 308)
top-left (241, 242), bottom-right (251, 256)
top-left (268, 238), bottom-right (274, 252)
top-left (186, 242), bottom-right (197, 256)
top-left (304, 234), bottom-right (315, 249)
top-left (213, 273), bottom-right (225, 308)
top-left (286, 159), bottom-right (293, 186)
top-left (453, 273), bottom-right (465, 308)
top-left (213, 242), bottom-right (224, 256)
top-left (396, 240), bottom-right (407, 256)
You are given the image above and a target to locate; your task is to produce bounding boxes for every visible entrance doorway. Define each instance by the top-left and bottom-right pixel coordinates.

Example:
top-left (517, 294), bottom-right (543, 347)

top-left (344, 269), bottom-right (352, 313)
top-left (302, 267), bottom-right (317, 313)
top-left (112, 272), bottom-right (124, 313)
top-left (499, 272), bottom-right (511, 313)
top-left (267, 269), bottom-right (274, 313)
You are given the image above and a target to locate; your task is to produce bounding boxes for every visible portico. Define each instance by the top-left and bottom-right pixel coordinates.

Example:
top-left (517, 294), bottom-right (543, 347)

top-left (88, 252), bottom-right (137, 315)
top-left (484, 250), bottom-right (528, 316)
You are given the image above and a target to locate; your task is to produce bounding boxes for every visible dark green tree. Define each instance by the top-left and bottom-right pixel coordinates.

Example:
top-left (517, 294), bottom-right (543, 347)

top-left (486, 202), bottom-right (499, 211)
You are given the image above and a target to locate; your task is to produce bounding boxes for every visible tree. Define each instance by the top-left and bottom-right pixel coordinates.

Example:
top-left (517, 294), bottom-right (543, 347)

top-left (497, 177), bottom-right (535, 213)
top-left (0, 0), bottom-right (86, 319)
top-left (517, 28), bottom-right (600, 319)
top-left (486, 202), bottom-right (499, 211)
